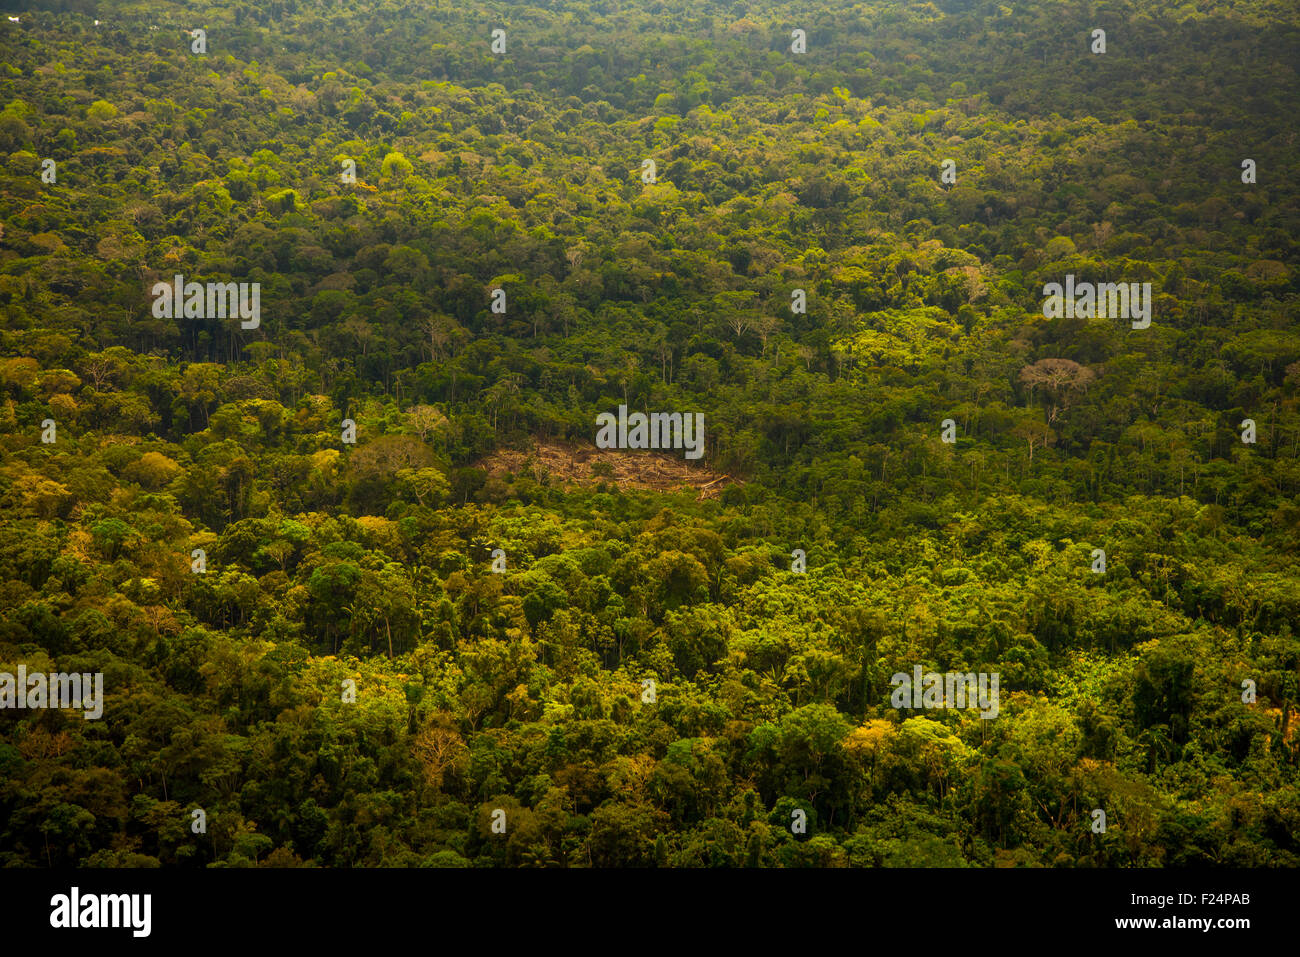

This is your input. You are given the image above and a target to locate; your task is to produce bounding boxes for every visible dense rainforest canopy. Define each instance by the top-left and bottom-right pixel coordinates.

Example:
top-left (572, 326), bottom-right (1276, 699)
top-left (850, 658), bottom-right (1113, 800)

top-left (0, 0), bottom-right (1297, 867)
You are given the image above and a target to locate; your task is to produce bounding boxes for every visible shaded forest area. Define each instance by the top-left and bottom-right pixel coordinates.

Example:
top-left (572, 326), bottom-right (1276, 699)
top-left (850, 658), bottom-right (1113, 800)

top-left (0, 0), bottom-right (1298, 867)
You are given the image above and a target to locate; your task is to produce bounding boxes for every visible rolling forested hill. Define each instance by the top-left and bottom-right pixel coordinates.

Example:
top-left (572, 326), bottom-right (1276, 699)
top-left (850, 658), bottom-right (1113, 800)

top-left (0, 0), bottom-right (1297, 867)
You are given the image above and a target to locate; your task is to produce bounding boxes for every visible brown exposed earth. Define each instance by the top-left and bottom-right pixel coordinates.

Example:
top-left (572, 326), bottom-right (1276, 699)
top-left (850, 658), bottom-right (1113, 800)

top-left (478, 439), bottom-right (740, 500)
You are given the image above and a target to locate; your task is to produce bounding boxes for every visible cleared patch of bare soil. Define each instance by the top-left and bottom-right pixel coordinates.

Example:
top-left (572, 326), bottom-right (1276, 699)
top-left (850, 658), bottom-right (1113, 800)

top-left (478, 439), bottom-right (741, 500)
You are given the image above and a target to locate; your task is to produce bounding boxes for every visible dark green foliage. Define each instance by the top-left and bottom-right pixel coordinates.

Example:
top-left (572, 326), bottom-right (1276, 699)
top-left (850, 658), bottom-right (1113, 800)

top-left (0, 0), bottom-right (1297, 867)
